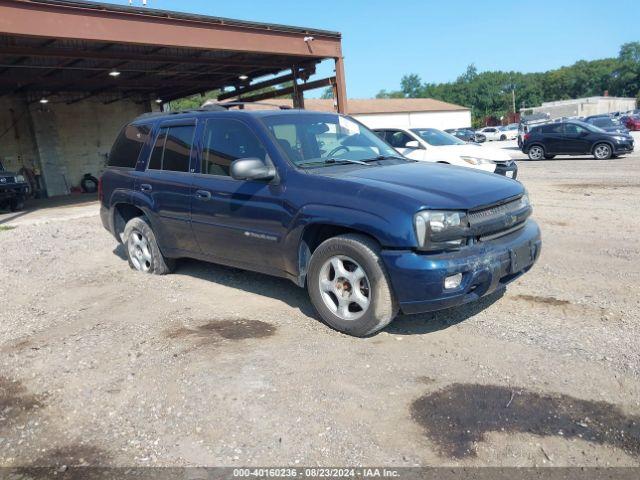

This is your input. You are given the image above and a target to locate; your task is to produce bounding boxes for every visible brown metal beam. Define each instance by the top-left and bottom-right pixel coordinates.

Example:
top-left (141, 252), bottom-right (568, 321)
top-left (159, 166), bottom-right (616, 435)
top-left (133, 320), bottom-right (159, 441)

top-left (334, 56), bottom-right (348, 114)
top-left (0, 45), bottom-right (304, 69)
top-left (231, 76), bottom-right (334, 104)
top-left (218, 72), bottom-right (293, 101)
top-left (0, 1), bottom-right (342, 58)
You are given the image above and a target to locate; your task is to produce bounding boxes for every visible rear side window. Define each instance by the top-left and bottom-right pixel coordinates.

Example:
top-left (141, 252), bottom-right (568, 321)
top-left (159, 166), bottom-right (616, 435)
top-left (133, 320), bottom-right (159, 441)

top-left (108, 124), bottom-right (150, 168)
top-left (147, 125), bottom-right (195, 172)
top-left (541, 124), bottom-right (563, 134)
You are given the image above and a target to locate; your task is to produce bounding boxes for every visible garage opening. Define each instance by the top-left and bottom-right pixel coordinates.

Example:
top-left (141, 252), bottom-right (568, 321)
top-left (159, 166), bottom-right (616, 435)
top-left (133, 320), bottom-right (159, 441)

top-left (0, 0), bottom-right (347, 198)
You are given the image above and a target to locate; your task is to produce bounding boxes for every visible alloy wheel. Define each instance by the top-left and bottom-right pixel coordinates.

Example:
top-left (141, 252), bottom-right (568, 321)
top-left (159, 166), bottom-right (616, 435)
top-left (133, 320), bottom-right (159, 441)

top-left (318, 255), bottom-right (371, 321)
top-left (128, 230), bottom-right (152, 272)
top-left (529, 146), bottom-right (543, 160)
top-left (594, 144), bottom-right (611, 159)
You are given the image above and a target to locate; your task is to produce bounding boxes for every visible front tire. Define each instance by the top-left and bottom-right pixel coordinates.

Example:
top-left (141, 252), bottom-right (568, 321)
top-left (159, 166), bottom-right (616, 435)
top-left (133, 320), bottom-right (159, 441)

top-left (593, 143), bottom-right (612, 160)
top-left (500, 134), bottom-right (507, 141)
top-left (123, 216), bottom-right (175, 275)
top-left (9, 198), bottom-right (25, 212)
top-left (307, 234), bottom-right (398, 337)
top-left (528, 145), bottom-right (545, 160)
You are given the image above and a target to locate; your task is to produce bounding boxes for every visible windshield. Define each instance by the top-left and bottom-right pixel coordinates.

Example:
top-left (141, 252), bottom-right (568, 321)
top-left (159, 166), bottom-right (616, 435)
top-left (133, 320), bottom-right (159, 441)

top-left (410, 128), bottom-right (466, 146)
top-left (261, 113), bottom-right (400, 167)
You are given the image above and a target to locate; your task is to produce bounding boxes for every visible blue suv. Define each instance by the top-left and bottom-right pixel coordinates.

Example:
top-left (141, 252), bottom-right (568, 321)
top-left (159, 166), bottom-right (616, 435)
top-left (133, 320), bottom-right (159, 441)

top-left (100, 105), bottom-right (541, 336)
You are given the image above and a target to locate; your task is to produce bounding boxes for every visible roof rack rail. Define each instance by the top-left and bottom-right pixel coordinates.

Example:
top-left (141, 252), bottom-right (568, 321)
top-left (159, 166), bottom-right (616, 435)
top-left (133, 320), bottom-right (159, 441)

top-left (134, 101), bottom-right (292, 120)
top-left (201, 101), bottom-right (292, 110)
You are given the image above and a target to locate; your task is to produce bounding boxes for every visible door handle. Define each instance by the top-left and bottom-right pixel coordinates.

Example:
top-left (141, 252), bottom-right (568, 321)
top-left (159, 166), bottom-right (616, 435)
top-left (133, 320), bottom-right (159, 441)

top-left (140, 183), bottom-right (152, 192)
top-left (195, 189), bottom-right (212, 201)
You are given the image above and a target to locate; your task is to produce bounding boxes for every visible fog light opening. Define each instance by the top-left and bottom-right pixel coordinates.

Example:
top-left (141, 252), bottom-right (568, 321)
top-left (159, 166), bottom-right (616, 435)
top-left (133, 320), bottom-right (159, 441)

top-left (444, 273), bottom-right (463, 290)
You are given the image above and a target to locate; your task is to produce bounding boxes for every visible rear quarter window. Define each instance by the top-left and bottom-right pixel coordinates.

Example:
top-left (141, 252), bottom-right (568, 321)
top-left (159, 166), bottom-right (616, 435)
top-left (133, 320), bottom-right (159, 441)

top-left (108, 124), bottom-right (151, 168)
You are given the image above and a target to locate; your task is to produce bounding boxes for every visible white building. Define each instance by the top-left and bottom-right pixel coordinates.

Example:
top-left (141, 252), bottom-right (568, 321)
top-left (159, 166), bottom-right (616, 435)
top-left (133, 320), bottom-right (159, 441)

top-left (522, 96), bottom-right (637, 119)
top-left (207, 98), bottom-right (472, 130)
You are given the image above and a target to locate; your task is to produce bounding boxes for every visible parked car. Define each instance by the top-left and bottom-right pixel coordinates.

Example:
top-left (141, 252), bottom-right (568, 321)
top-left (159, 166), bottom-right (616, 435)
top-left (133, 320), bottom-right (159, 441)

top-left (522, 120), bottom-right (634, 160)
top-left (518, 113), bottom-right (550, 148)
top-left (100, 107), bottom-right (540, 337)
top-left (477, 126), bottom-right (506, 141)
top-left (583, 115), bottom-right (629, 134)
top-left (499, 124), bottom-right (518, 140)
top-left (0, 160), bottom-right (30, 211)
top-left (621, 114), bottom-right (640, 131)
top-left (373, 127), bottom-right (517, 178)
top-left (444, 128), bottom-right (486, 143)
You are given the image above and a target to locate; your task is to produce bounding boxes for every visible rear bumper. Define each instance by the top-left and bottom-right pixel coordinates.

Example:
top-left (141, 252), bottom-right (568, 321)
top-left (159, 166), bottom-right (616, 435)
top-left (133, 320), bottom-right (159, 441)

top-left (381, 220), bottom-right (541, 315)
top-left (494, 160), bottom-right (518, 179)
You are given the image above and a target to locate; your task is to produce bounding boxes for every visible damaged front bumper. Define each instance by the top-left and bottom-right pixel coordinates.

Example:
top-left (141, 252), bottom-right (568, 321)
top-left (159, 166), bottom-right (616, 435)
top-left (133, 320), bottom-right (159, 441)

top-left (381, 219), bottom-right (541, 315)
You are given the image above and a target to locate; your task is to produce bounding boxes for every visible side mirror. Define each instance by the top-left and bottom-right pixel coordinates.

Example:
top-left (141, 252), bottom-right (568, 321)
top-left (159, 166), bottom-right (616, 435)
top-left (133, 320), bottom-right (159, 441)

top-left (230, 158), bottom-right (276, 181)
top-left (404, 140), bottom-right (421, 149)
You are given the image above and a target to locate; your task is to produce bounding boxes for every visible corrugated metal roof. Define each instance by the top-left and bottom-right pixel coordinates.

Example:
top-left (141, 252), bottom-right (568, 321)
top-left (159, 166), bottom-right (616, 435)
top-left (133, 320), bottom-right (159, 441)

top-left (23, 0), bottom-right (342, 38)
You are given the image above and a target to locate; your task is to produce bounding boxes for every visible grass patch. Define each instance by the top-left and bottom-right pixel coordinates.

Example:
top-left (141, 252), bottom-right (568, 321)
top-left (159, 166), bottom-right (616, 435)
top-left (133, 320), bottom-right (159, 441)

top-left (0, 225), bottom-right (15, 231)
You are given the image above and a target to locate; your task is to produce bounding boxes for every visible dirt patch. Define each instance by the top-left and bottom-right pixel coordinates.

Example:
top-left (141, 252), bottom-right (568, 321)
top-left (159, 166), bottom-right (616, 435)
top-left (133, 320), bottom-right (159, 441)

top-left (416, 376), bottom-right (436, 385)
top-left (13, 444), bottom-right (110, 479)
top-left (411, 383), bottom-right (640, 459)
top-left (512, 294), bottom-right (571, 307)
top-left (0, 376), bottom-right (45, 423)
top-left (557, 182), bottom-right (640, 191)
top-left (166, 319), bottom-right (276, 344)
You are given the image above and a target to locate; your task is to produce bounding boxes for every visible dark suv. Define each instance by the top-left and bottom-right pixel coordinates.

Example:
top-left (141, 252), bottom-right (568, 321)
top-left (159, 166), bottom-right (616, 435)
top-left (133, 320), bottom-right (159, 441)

top-left (0, 161), bottom-right (29, 211)
top-left (100, 106), bottom-right (541, 336)
top-left (522, 120), bottom-right (634, 160)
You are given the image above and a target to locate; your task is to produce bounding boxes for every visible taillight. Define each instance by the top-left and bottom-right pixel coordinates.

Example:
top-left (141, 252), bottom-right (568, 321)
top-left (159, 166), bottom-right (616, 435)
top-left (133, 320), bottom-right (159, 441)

top-left (98, 176), bottom-right (103, 202)
top-left (524, 133), bottom-right (531, 141)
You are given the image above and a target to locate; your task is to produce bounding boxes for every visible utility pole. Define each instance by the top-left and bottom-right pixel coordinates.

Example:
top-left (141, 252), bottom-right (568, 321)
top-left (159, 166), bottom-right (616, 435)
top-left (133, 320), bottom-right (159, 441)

top-left (512, 88), bottom-right (516, 115)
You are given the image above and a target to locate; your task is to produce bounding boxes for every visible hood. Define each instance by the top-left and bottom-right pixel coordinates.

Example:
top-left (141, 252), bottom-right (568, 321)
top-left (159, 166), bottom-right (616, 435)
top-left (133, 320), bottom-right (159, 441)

top-left (600, 126), bottom-right (628, 134)
top-left (428, 143), bottom-right (512, 162)
top-left (337, 162), bottom-right (523, 211)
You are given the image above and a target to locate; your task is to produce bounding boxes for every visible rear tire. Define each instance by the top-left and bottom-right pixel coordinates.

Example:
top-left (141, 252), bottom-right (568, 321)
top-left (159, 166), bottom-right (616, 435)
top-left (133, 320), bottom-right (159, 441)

top-left (123, 216), bottom-right (175, 275)
top-left (500, 134), bottom-right (507, 141)
top-left (307, 234), bottom-right (398, 337)
top-left (527, 145), bottom-right (545, 160)
top-left (593, 143), bottom-right (612, 160)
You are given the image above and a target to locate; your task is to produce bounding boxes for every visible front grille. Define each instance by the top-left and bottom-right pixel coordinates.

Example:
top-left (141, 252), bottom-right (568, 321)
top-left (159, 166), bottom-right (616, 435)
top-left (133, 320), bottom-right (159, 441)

top-left (479, 223), bottom-right (525, 241)
top-left (468, 198), bottom-right (522, 224)
top-left (0, 176), bottom-right (14, 184)
top-left (469, 197), bottom-right (530, 242)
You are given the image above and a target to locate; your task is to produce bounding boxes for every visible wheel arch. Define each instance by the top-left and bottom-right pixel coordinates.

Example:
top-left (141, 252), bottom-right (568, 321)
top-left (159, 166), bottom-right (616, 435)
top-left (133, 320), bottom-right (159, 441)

top-left (526, 142), bottom-right (545, 154)
top-left (591, 140), bottom-right (614, 155)
top-left (112, 202), bottom-right (147, 242)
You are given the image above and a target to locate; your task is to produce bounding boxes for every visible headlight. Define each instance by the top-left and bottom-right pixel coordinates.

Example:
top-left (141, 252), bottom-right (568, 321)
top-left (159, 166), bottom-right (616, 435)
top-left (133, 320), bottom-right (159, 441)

top-left (414, 210), bottom-right (468, 251)
top-left (15, 174), bottom-right (26, 183)
top-left (519, 190), bottom-right (530, 208)
top-left (460, 156), bottom-right (495, 165)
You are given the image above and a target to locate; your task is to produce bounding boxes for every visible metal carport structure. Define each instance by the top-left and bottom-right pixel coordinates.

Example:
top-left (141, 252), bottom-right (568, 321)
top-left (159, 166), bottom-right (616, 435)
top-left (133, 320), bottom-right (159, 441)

top-left (0, 0), bottom-right (348, 197)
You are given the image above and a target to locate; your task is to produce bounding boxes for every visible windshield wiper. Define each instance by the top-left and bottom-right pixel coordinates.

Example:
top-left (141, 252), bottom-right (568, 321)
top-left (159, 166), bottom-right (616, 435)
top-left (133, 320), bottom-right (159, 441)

top-left (363, 154), bottom-right (413, 163)
top-left (298, 158), bottom-right (373, 167)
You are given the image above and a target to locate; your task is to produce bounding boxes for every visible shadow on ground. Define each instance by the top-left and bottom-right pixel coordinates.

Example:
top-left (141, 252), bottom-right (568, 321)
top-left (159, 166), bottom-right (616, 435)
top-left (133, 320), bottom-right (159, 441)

top-left (113, 245), bottom-right (504, 336)
top-left (411, 383), bottom-right (640, 459)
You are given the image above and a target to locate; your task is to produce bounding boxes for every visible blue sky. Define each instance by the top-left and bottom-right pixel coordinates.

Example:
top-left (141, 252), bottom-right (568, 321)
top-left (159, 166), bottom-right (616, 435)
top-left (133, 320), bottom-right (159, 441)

top-left (102, 0), bottom-right (640, 98)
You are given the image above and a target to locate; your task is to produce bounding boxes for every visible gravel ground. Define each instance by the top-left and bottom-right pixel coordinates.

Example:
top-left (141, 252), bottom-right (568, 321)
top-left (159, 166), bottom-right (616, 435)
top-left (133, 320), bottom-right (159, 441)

top-left (1, 151), bottom-right (639, 468)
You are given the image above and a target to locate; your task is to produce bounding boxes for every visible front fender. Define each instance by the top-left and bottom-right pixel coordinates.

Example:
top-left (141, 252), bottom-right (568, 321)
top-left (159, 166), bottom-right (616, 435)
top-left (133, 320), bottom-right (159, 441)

top-left (281, 204), bottom-right (414, 279)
